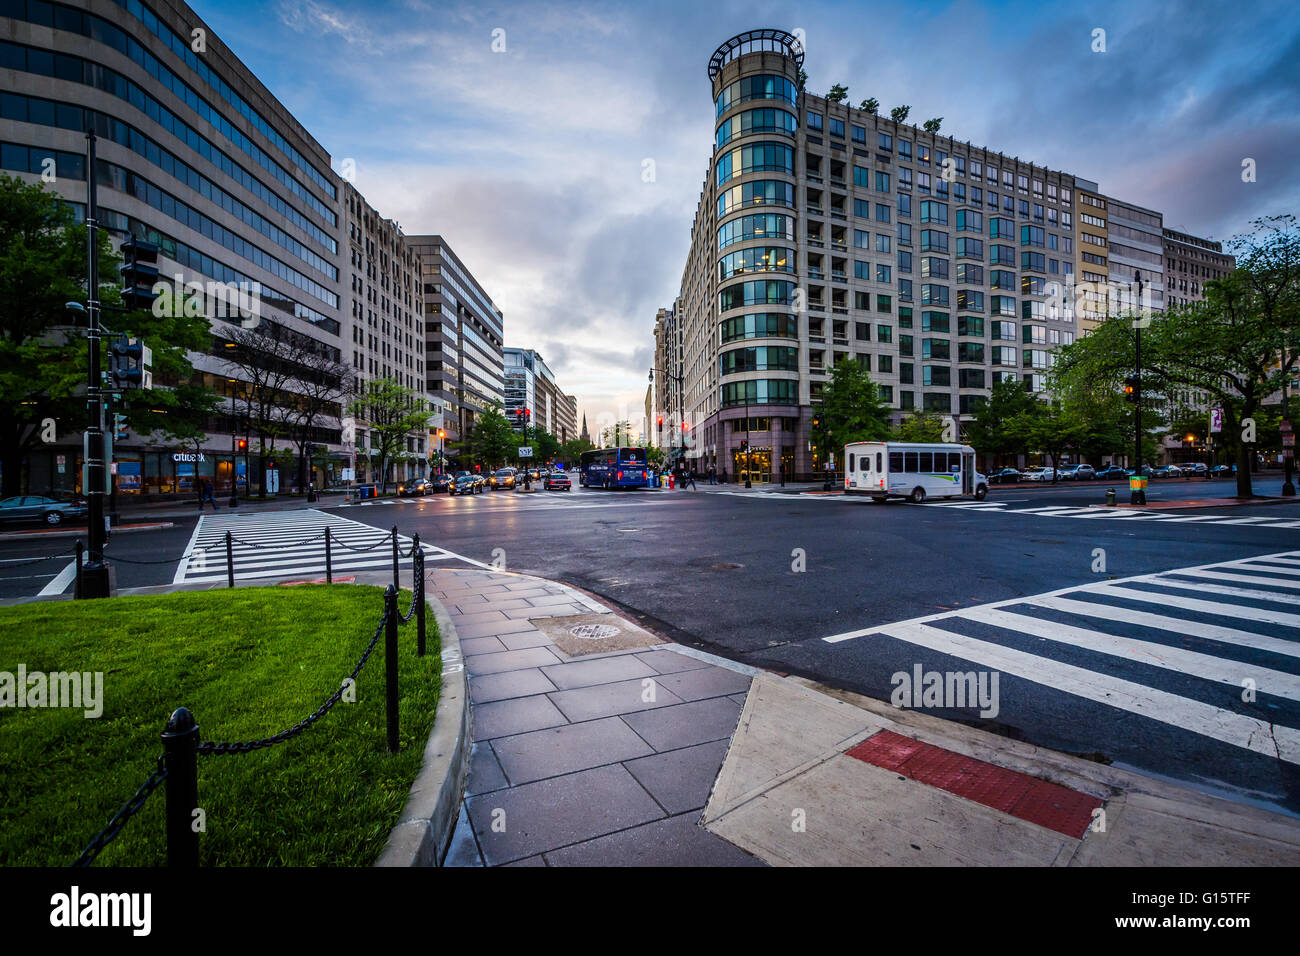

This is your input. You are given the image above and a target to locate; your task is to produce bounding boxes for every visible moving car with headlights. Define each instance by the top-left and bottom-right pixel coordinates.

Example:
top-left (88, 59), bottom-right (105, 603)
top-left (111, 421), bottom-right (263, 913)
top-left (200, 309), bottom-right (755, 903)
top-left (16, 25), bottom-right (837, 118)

top-left (397, 478), bottom-right (431, 497)
top-left (843, 442), bottom-right (988, 503)
top-left (544, 471), bottom-right (572, 491)
top-left (449, 473), bottom-right (483, 496)
top-left (0, 495), bottom-right (89, 526)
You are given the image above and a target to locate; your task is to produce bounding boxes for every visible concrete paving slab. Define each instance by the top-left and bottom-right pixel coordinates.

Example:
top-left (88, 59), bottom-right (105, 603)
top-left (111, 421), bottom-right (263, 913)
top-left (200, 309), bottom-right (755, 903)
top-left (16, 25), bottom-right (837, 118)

top-left (491, 716), bottom-right (655, 784)
top-left (463, 645), bottom-right (563, 676)
top-left (498, 629), bottom-right (554, 650)
top-left (540, 654), bottom-right (658, 690)
top-left (548, 677), bottom-right (686, 723)
top-left (469, 668), bottom-right (558, 704)
top-left (473, 694), bottom-right (569, 740)
top-left (654, 666), bottom-right (753, 702)
top-left (466, 741), bottom-right (509, 795)
top-left (459, 636), bottom-right (507, 657)
top-left (622, 697), bottom-right (744, 752)
top-left (624, 739), bottom-right (731, 814)
top-left (456, 617), bottom-right (544, 639)
top-left (545, 812), bottom-right (764, 867)
top-left (466, 764), bottom-right (664, 865)
top-left (634, 649), bottom-right (714, 675)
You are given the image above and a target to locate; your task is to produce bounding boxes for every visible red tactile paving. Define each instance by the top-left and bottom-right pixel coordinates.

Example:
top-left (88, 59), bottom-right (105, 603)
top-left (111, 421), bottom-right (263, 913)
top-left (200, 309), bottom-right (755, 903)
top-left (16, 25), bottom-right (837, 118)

top-left (846, 730), bottom-right (1102, 839)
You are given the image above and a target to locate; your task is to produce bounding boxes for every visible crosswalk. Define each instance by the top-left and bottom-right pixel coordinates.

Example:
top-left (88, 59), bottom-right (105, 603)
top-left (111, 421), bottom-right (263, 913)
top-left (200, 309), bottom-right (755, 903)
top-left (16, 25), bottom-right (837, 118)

top-left (922, 500), bottom-right (1300, 528)
top-left (823, 550), bottom-right (1300, 763)
top-left (172, 509), bottom-right (489, 585)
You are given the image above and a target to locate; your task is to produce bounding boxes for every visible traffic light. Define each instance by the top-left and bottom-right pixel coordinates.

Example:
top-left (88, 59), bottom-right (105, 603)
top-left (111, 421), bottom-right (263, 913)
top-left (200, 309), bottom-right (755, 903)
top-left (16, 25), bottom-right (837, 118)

top-left (1123, 374), bottom-right (1139, 403)
top-left (524, 408), bottom-right (531, 423)
top-left (113, 412), bottom-right (128, 440)
top-left (237, 438), bottom-right (248, 452)
top-left (119, 238), bottom-right (160, 311)
top-left (437, 429), bottom-right (445, 439)
top-left (740, 439), bottom-right (748, 450)
top-left (657, 416), bottom-right (663, 428)
top-left (811, 415), bottom-right (822, 430)
top-left (110, 335), bottom-right (153, 389)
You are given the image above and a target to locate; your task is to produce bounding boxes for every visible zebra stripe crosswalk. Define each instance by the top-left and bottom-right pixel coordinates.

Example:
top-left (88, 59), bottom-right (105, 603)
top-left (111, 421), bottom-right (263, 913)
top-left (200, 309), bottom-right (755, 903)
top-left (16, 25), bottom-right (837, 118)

top-left (925, 500), bottom-right (1300, 528)
top-left (823, 549), bottom-right (1300, 764)
top-left (173, 509), bottom-right (489, 584)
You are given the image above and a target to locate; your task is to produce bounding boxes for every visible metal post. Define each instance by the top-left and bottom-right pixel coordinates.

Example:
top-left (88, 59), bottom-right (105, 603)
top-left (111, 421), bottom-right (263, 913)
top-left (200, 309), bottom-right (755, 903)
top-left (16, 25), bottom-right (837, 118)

top-left (384, 585), bottom-right (399, 753)
top-left (1131, 271), bottom-right (1146, 506)
top-left (225, 531), bottom-right (234, 588)
top-left (391, 524), bottom-right (399, 590)
top-left (324, 527), bottom-right (332, 583)
top-left (415, 547), bottom-right (426, 657)
top-left (81, 130), bottom-right (110, 599)
top-left (74, 538), bottom-right (84, 600)
top-left (161, 707), bottom-right (200, 867)
top-left (1282, 373), bottom-right (1295, 497)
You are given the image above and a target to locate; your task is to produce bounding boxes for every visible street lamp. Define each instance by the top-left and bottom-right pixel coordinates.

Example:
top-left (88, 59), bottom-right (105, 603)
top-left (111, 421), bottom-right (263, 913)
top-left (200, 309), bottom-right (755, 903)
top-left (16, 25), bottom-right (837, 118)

top-left (1130, 270), bottom-right (1146, 506)
top-left (1281, 363), bottom-right (1296, 497)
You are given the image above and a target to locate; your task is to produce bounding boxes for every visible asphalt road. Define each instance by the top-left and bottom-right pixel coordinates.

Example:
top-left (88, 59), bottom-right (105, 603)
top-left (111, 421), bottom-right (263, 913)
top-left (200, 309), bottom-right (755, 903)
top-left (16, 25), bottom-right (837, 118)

top-left (2, 477), bottom-right (1298, 813)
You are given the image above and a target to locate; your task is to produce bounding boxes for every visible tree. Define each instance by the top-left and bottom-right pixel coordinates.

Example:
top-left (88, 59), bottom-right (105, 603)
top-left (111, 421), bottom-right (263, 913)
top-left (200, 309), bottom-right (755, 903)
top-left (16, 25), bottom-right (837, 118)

top-left (557, 436), bottom-right (593, 466)
top-left (963, 378), bottom-right (1038, 464)
top-left (894, 411), bottom-right (946, 442)
top-left (347, 379), bottom-right (432, 494)
top-left (1008, 400), bottom-right (1090, 483)
top-left (826, 84), bottom-right (849, 104)
top-left (813, 357), bottom-right (892, 463)
top-left (796, 69), bottom-right (807, 93)
top-left (0, 175), bottom-right (218, 495)
top-left (275, 344), bottom-right (351, 492)
top-left (220, 324), bottom-right (297, 498)
top-left (1053, 216), bottom-right (1299, 496)
top-left (923, 117), bottom-right (943, 133)
top-left (890, 105), bottom-right (911, 123)
top-left (464, 401), bottom-right (515, 470)
top-left (859, 97), bottom-right (879, 114)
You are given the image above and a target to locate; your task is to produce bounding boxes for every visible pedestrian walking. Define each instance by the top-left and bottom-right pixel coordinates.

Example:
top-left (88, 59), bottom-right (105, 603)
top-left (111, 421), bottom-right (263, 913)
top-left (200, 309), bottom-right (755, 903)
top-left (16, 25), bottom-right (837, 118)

top-left (684, 469), bottom-right (697, 491)
top-left (200, 478), bottom-right (220, 510)
top-left (708, 464), bottom-right (716, 485)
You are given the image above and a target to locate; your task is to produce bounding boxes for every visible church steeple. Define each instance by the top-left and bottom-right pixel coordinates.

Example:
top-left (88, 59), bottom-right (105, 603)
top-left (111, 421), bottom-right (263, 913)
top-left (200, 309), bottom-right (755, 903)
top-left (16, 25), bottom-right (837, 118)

top-left (580, 413), bottom-right (590, 442)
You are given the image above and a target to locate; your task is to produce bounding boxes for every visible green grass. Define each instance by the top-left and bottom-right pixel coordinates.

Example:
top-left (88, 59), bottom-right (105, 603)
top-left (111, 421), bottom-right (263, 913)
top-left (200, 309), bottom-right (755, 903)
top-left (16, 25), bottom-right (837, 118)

top-left (0, 585), bottom-right (440, 866)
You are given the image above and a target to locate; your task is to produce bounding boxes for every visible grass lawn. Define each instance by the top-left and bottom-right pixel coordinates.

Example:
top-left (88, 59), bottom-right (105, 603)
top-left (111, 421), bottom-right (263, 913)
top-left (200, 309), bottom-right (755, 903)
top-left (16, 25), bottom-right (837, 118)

top-left (0, 584), bottom-right (440, 866)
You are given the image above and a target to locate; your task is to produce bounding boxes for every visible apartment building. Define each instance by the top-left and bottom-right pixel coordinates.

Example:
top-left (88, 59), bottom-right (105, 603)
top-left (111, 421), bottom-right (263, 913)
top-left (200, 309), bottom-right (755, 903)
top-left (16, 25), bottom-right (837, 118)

top-left (341, 182), bottom-right (429, 485)
top-left (1163, 229), bottom-right (1234, 308)
top-left (0, 0), bottom-right (433, 497)
top-left (672, 28), bottom-right (1100, 481)
top-left (408, 235), bottom-right (505, 460)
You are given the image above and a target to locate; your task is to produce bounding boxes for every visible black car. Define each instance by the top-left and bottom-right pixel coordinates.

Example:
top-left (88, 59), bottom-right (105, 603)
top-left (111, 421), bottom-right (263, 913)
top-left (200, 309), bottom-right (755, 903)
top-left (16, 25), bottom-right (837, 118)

top-left (988, 468), bottom-right (1022, 485)
top-left (1095, 466), bottom-right (1129, 481)
top-left (1211, 464), bottom-right (1237, 477)
top-left (448, 473), bottom-right (482, 496)
top-left (397, 478), bottom-right (430, 497)
top-left (430, 474), bottom-right (451, 492)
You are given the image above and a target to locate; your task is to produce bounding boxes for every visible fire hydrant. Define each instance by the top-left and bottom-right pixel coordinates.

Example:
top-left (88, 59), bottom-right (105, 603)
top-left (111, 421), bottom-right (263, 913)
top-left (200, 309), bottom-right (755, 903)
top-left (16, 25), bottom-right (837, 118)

top-left (1106, 487), bottom-right (1116, 506)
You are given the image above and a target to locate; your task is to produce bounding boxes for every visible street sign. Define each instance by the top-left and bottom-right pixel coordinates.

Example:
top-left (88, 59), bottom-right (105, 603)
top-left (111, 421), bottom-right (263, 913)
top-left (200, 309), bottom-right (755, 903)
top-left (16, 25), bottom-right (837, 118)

top-left (518, 447), bottom-right (533, 458)
top-left (56, 454), bottom-right (65, 474)
top-left (341, 467), bottom-right (355, 481)
top-left (1209, 408), bottom-right (1224, 434)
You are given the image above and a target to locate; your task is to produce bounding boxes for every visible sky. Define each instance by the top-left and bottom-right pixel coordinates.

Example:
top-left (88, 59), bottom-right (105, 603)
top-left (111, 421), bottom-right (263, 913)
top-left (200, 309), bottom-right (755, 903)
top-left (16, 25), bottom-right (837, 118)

top-left (192, 0), bottom-right (1300, 438)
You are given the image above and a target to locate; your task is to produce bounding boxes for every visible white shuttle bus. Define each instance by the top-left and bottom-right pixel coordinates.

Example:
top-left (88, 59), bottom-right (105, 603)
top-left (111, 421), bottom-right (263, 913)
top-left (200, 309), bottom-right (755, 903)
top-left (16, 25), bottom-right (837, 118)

top-left (843, 442), bottom-right (988, 503)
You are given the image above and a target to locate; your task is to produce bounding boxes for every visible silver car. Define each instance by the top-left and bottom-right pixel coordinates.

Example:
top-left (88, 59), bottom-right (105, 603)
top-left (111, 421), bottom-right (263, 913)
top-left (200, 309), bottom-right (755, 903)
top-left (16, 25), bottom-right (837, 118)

top-left (0, 495), bottom-right (89, 527)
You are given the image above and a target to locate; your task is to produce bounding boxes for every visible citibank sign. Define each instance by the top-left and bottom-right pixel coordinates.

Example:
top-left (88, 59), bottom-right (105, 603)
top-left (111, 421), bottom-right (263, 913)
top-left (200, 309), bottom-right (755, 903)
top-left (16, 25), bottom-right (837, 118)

top-left (172, 453), bottom-right (206, 463)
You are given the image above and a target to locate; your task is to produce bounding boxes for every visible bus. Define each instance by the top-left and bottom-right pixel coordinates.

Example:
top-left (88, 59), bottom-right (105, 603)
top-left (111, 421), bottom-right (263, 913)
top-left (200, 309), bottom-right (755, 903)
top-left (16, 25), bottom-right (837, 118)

top-left (843, 442), bottom-right (989, 503)
top-left (579, 447), bottom-right (652, 488)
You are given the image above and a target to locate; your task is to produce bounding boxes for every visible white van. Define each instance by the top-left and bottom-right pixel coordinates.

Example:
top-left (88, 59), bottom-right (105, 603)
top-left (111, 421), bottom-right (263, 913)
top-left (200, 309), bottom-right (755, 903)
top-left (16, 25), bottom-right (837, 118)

top-left (843, 442), bottom-right (989, 503)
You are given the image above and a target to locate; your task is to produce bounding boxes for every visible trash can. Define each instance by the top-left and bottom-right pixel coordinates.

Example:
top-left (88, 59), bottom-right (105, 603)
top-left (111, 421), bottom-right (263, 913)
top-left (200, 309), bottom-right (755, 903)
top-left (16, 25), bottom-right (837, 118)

top-left (359, 484), bottom-right (376, 499)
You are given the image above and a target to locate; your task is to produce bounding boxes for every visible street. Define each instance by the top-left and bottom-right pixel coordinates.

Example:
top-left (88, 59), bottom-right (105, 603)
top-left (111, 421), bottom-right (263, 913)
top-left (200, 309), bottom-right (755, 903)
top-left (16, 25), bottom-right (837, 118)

top-left (5, 478), bottom-right (1297, 815)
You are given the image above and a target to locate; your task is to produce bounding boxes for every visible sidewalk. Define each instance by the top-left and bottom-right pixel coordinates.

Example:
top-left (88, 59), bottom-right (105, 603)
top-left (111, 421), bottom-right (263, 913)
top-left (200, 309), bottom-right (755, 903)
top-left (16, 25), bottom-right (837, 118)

top-left (436, 567), bottom-right (762, 866)
top-left (433, 568), bottom-right (1300, 867)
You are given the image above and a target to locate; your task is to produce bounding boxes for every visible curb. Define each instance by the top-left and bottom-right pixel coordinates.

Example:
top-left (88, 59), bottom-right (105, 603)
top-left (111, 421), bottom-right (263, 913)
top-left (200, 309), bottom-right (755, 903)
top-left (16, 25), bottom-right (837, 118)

top-left (0, 521), bottom-right (174, 541)
top-left (375, 587), bottom-right (470, 868)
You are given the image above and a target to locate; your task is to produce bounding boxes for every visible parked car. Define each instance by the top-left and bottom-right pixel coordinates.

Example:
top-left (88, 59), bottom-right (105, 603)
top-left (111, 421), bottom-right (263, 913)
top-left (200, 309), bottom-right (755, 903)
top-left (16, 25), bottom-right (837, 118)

top-left (0, 495), bottom-right (89, 527)
top-left (397, 478), bottom-right (430, 497)
top-left (1147, 465), bottom-right (1179, 479)
top-left (1182, 462), bottom-right (1209, 475)
top-left (543, 471), bottom-right (572, 491)
top-left (1094, 466), bottom-right (1128, 481)
top-left (988, 467), bottom-right (1022, 485)
top-left (448, 473), bottom-right (483, 496)
top-left (430, 474), bottom-right (451, 493)
top-left (1058, 464), bottom-right (1096, 481)
top-left (489, 467), bottom-right (517, 490)
top-left (1020, 466), bottom-right (1055, 482)
top-left (1211, 464), bottom-right (1236, 477)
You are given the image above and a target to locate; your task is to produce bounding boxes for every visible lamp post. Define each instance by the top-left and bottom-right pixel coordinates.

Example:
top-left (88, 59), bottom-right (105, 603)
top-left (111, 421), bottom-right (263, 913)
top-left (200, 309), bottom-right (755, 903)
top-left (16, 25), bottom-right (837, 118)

top-left (79, 130), bottom-right (110, 599)
top-left (1280, 358), bottom-right (1296, 497)
top-left (1131, 270), bottom-right (1146, 505)
top-left (744, 403), bottom-right (752, 488)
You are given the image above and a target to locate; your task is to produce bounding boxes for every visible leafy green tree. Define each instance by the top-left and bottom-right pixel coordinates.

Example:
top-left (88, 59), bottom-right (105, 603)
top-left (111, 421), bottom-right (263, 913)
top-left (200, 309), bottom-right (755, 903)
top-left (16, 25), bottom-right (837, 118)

top-left (0, 174), bottom-right (217, 495)
top-left (826, 84), bottom-right (849, 103)
top-left (1008, 400), bottom-right (1089, 482)
top-left (1053, 215), bottom-right (1299, 496)
top-left (894, 411), bottom-right (946, 442)
top-left (964, 378), bottom-right (1038, 464)
top-left (813, 357), bottom-right (892, 463)
top-left (923, 117), bottom-right (943, 133)
top-left (859, 97), bottom-right (879, 114)
top-left (464, 401), bottom-right (515, 470)
top-left (347, 379), bottom-right (432, 494)
top-left (890, 105), bottom-right (911, 123)
top-left (796, 69), bottom-right (807, 93)
top-left (557, 436), bottom-right (593, 465)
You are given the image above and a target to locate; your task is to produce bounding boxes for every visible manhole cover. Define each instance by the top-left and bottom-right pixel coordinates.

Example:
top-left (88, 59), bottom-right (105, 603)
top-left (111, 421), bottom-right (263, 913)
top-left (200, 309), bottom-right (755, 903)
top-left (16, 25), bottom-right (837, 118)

top-left (568, 623), bottom-right (622, 640)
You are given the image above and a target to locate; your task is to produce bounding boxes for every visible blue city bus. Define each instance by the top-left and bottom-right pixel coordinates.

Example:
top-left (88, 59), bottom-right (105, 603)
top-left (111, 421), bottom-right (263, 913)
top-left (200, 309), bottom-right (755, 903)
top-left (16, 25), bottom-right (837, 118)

top-left (580, 447), bottom-right (651, 488)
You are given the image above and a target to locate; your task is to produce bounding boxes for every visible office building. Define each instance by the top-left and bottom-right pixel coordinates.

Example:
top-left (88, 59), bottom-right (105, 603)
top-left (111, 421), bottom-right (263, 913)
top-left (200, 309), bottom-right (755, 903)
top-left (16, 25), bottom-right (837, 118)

top-left (502, 347), bottom-right (577, 442)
